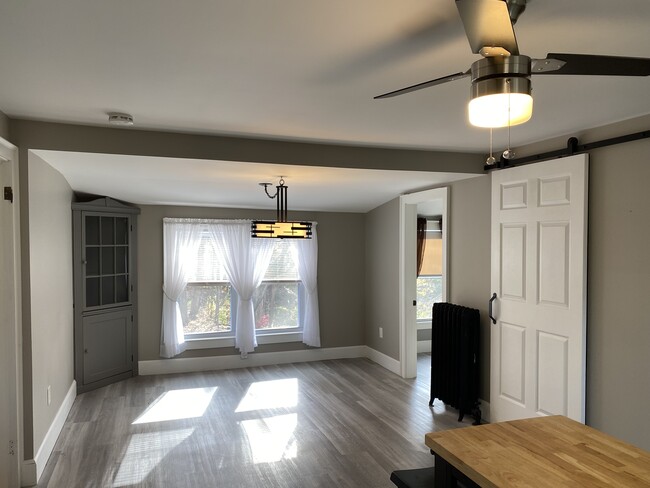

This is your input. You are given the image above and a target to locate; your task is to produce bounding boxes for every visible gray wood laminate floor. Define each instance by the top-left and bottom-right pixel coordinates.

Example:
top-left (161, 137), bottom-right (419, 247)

top-left (38, 354), bottom-right (475, 487)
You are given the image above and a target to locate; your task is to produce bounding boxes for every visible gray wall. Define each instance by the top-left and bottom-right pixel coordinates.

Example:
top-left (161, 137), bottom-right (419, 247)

top-left (138, 205), bottom-right (366, 361)
top-left (0, 110), bottom-right (8, 140)
top-left (513, 114), bottom-right (650, 450)
top-left (447, 176), bottom-right (492, 402)
top-left (10, 112), bottom-right (650, 455)
top-left (364, 197), bottom-right (400, 359)
top-left (26, 152), bottom-right (74, 457)
top-left (7, 118), bottom-right (483, 460)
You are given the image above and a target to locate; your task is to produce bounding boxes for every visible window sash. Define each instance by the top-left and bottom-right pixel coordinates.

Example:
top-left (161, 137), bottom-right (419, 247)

top-left (416, 274), bottom-right (443, 321)
top-left (181, 279), bottom-right (304, 339)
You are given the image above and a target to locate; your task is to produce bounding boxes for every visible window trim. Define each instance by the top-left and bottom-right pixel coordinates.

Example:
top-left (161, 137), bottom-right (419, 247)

top-left (185, 331), bottom-right (303, 350)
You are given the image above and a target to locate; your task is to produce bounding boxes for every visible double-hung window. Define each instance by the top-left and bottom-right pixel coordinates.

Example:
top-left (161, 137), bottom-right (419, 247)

top-left (417, 219), bottom-right (443, 322)
top-left (178, 232), bottom-right (302, 340)
top-left (161, 218), bottom-right (319, 358)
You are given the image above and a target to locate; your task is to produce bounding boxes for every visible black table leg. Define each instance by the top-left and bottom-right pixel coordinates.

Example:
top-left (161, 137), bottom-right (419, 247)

top-left (434, 454), bottom-right (481, 488)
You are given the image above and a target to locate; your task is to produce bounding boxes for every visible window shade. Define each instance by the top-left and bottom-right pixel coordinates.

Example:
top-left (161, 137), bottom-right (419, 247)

top-left (188, 230), bottom-right (297, 282)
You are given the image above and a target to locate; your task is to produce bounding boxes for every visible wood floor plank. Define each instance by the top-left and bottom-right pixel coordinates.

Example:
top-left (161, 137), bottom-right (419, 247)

top-left (39, 354), bottom-right (475, 487)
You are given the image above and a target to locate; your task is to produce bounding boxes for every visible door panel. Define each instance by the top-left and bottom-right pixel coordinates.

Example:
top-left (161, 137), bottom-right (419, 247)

top-left (501, 224), bottom-right (526, 300)
top-left (537, 331), bottom-right (568, 416)
top-left (490, 154), bottom-right (588, 422)
top-left (499, 322), bottom-right (526, 405)
top-left (538, 222), bottom-right (570, 306)
top-left (83, 308), bottom-right (132, 385)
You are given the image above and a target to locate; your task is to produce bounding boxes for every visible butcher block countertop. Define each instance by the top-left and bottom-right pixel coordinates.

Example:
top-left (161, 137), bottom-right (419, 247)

top-left (425, 415), bottom-right (650, 487)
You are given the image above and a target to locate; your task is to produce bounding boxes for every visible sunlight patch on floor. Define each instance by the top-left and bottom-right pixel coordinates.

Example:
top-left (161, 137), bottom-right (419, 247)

top-left (133, 387), bottom-right (217, 424)
top-left (240, 413), bottom-right (298, 464)
top-left (112, 428), bottom-right (194, 487)
top-left (235, 378), bottom-right (298, 413)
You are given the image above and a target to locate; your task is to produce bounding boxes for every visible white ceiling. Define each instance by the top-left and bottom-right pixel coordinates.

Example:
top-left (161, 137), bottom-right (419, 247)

top-left (2, 0), bottom-right (650, 152)
top-left (34, 150), bottom-right (476, 213)
top-left (4, 1), bottom-right (650, 212)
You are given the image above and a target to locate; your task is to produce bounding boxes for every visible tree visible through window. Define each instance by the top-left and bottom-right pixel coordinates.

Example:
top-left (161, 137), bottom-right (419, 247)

top-left (417, 276), bottom-right (442, 320)
top-left (179, 238), bottom-right (300, 337)
top-left (417, 219), bottom-right (443, 321)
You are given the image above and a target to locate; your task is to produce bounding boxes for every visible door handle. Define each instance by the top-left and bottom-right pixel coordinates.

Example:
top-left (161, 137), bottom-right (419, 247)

top-left (488, 293), bottom-right (497, 324)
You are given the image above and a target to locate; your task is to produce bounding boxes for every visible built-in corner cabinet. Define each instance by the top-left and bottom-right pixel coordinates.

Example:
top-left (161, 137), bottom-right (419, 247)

top-left (72, 197), bottom-right (140, 393)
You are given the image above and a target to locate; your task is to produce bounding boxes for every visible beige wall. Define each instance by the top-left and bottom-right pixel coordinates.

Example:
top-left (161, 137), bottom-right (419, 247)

top-left (513, 114), bottom-right (650, 450)
top-left (26, 153), bottom-right (74, 456)
top-left (364, 197), bottom-right (400, 359)
top-left (138, 205), bottom-right (366, 361)
top-left (447, 176), bottom-right (492, 401)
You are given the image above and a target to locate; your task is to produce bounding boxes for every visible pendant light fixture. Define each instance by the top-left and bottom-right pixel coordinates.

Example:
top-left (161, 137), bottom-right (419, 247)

top-left (251, 177), bottom-right (312, 239)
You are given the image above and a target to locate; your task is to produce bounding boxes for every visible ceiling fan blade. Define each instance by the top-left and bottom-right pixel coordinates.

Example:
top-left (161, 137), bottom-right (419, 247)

top-left (456, 0), bottom-right (519, 55)
top-left (532, 53), bottom-right (650, 76)
top-left (374, 71), bottom-right (470, 99)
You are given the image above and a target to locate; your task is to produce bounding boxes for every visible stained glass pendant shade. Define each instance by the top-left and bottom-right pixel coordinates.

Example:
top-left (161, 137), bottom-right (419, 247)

top-left (251, 178), bottom-right (312, 239)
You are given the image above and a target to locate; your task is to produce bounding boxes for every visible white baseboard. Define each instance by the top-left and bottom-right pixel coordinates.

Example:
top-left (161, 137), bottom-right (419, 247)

top-left (417, 340), bottom-right (431, 353)
top-left (139, 346), bottom-right (367, 375)
top-left (21, 459), bottom-right (36, 488)
top-left (22, 380), bottom-right (76, 486)
top-left (139, 345), bottom-right (404, 378)
top-left (363, 346), bottom-right (401, 375)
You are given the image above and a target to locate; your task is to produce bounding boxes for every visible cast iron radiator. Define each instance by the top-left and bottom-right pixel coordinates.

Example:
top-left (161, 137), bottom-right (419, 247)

top-left (429, 302), bottom-right (481, 425)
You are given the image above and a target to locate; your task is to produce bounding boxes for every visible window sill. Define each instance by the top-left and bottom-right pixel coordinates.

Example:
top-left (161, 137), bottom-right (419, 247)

top-left (417, 319), bottom-right (432, 330)
top-left (185, 331), bottom-right (303, 350)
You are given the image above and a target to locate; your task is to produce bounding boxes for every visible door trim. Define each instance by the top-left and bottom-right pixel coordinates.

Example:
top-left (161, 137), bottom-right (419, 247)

top-left (0, 136), bottom-right (22, 487)
top-left (399, 187), bottom-right (449, 378)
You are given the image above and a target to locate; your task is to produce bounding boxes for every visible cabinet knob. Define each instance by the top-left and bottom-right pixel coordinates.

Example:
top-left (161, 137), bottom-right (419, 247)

top-left (84, 348), bottom-right (88, 354)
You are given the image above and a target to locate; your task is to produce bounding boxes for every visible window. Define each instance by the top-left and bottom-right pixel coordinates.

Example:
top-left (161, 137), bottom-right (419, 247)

top-left (179, 235), bottom-right (301, 338)
top-left (253, 240), bottom-right (300, 333)
top-left (417, 275), bottom-right (443, 320)
top-left (417, 219), bottom-right (443, 321)
top-left (161, 218), bottom-right (319, 358)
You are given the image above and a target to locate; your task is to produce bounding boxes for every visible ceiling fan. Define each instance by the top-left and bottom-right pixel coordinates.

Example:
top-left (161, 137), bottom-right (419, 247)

top-left (375, 0), bottom-right (650, 128)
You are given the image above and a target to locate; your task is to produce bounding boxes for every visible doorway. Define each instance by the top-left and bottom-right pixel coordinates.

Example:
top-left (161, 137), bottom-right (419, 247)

top-left (399, 187), bottom-right (449, 378)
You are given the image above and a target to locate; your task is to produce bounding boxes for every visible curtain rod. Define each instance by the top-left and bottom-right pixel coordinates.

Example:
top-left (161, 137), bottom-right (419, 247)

top-left (483, 129), bottom-right (650, 171)
top-left (162, 217), bottom-right (318, 225)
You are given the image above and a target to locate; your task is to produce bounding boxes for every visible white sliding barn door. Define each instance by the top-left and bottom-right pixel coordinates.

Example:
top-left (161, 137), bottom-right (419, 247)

top-left (490, 154), bottom-right (588, 423)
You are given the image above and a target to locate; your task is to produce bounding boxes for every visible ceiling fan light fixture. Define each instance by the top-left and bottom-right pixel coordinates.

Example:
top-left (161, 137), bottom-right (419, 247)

top-left (469, 90), bottom-right (533, 128)
top-left (468, 69), bottom-right (533, 128)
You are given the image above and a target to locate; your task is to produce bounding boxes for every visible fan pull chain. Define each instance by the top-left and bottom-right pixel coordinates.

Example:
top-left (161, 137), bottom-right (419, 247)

top-left (486, 128), bottom-right (496, 165)
top-left (503, 78), bottom-right (515, 160)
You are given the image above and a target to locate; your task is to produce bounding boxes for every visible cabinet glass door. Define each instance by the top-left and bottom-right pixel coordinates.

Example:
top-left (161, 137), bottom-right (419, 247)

top-left (84, 214), bottom-right (130, 308)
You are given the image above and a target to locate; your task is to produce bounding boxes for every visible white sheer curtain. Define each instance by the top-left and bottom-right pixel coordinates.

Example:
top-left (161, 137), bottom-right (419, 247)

top-left (160, 221), bottom-right (202, 358)
top-left (292, 224), bottom-right (320, 347)
top-left (208, 222), bottom-right (275, 356)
